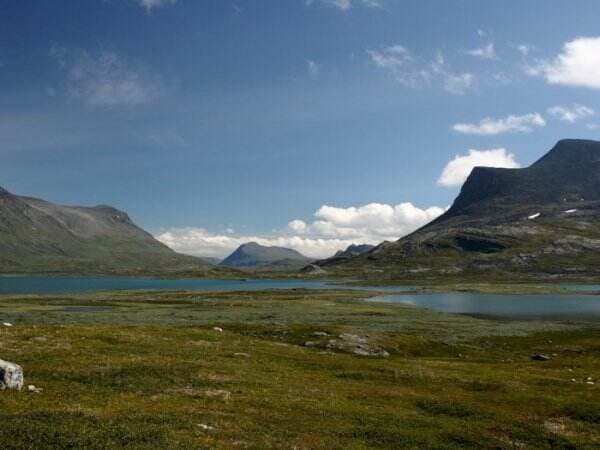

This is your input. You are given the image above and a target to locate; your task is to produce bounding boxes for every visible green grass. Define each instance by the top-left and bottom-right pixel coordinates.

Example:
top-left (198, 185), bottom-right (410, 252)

top-left (0, 289), bottom-right (599, 448)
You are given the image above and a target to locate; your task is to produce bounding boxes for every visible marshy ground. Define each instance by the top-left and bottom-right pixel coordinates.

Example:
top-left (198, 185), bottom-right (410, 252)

top-left (0, 288), bottom-right (598, 449)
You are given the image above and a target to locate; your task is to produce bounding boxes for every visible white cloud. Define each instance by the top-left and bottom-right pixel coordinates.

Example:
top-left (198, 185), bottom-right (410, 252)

top-left (307, 60), bottom-right (320, 77)
top-left (437, 148), bottom-right (521, 187)
top-left (368, 46), bottom-right (474, 94)
top-left (452, 113), bottom-right (545, 135)
top-left (517, 44), bottom-right (532, 57)
top-left (528, 37), bottom-right (600, 89)
top-left (547, 104), bottom-right (595, 123)
top-left (367, 45), bottom-right (421, 87)
top-left (306, 0), bottom-right (381, 11)
top-left (444, 73), bottom-right (474, 95)
top-left (50, 45), bottom-right (164, 108)
top-left (136, 0), bottom-right (177, 11)
top-left (156, 202), bottom-right (444, 259)
top-left (466, 43), bottom-right (497, 60)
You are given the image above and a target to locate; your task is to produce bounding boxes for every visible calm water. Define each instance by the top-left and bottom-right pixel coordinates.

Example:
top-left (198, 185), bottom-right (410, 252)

top-left (0, 276), bottom-right (337, 295)
top-left (369, 293), bottom-right (600, 319)
top-left (2, 276), bottom-right (599, 319)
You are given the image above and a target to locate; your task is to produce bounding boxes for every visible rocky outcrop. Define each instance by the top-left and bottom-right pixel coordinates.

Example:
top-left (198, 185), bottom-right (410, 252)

top-left (326, 334), bottom-right (389, 357)
top-left (320, 140), bottom-right (600, 280)
top-left (0, 359), bottom-right (23, 390)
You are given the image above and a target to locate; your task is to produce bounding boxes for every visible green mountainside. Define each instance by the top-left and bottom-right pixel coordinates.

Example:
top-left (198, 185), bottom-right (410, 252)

top-left (0, 186), bottom-right (212, 275)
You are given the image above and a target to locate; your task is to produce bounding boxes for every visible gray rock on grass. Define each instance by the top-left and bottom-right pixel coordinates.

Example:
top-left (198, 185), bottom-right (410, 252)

top-left (0, 359), bottom-right (24, 390)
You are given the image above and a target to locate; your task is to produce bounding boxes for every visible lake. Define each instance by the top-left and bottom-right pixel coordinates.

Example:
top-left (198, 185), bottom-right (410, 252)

top-left (2, 276), bottom-right (600, 319)
top-left (0, 276), bottom-right (337, 295)
top-left (369, 292), bottom-right (600, 320)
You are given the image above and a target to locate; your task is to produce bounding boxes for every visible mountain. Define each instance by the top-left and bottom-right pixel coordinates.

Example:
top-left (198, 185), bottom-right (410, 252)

top-left (199, 256), bottom-right (222, 265)
top-left (321, 139), bottom-right (600, 280)
top-left (220, 242), bottom-right (312, 270)
top-left (0, 186), bottom-right (213, 275)
top-left (334, 244), bottom-right (376, 258)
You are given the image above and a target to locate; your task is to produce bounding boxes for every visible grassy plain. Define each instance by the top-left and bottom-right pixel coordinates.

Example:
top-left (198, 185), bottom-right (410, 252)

top-left (0, 288), bottom-right (598, 449)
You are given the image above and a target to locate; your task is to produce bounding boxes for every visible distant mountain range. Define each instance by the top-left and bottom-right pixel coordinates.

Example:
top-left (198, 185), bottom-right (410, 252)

top-left (220, 242), bottom-right (312, 270)
top-left (319, 139), bottom-right (600, 280)
top-left (0, 186), bottom-right (213, 275)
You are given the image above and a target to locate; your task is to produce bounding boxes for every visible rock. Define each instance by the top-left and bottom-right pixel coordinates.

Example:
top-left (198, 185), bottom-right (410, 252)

top-left (339, 333), bottom-right (368, 344)
top-left (0, 359), bottom-right (24, 390)
top-left (203, 389), bottom-right (231, 401)
top-left (326, 334), bottom-right (389, 358)
top-left (198, 423), bottom-right (214, 431)
top-left (304, 341), bottom-right (317, 347)
top-left (311, 331), bottom-right (329, 337)
top-left (531, 354), bottom-right (551, 361)
top-left (27, 384), bottom-right (42, 393)
top-left (2, 322), bottom-right (12, 327)
top-left (586, 381), bottom-right (595, 385)
top-left (233, 352), bottom-right (250, 358)
top-left (212, 327), bottom-right (223, 332)
top-left (352, 347), bottom-right (390, 358)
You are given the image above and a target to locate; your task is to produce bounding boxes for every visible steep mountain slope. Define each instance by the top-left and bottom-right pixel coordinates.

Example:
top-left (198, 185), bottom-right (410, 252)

top-left (0, 186), bottom-right (211, 274)
top-left (220, 242), bottom-right (312, 270)
top-left (335, 244), bottom-right (376, 258)
top-left (321, 139), bottom-right (600, 280)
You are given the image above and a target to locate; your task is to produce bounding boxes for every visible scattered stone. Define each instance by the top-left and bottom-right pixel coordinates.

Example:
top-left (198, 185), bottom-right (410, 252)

top-left (311, 331), bottom-right (329, 337)
top-left (213, 327), bottom-right (223, 332)
top-left (30, 336), bottom-right (47, 342)
top-left (304, 341), bottom-right (317, 347)
top-left (233, 352), bottom-right (250, 358)
top-left (27, 384), bottom-right (42, 393)
top-left (197, 423), bottom-right (214, 431)
top-left (2, 322), bottom-right (12, 327)
top-left (531, 354), bottom-right (551, 361)
top-left (203, 389), bottom-right (231, 401)
top-left (0, 359), bottom-right (23, 390)
top-left (586, 381), bottom-right (595, 385)
top-left (570, 378), bottom-right (577, 383)
top-left (326, 333), bottom-right (389, 358)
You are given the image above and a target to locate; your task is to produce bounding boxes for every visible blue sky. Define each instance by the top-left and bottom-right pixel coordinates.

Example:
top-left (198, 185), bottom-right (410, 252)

top-left (3, 0), bottom-right (600, 257)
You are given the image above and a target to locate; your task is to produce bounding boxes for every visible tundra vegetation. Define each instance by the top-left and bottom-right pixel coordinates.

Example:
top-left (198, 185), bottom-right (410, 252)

top-left (0, 288), bottom-right (598, 449)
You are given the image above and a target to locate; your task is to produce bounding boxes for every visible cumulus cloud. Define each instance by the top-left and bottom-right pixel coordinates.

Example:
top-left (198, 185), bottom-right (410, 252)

top-left (527, 37), bottom-right (600, 89)
top-left (50, 45), bottom-right (164, 108)
top-left (368, 46), bottom-right (474, 94)
top-left (136, 0), bottom-right (177, 11)
top-left (306, 0), bottom-right (381, 11)
top-left (156, 202), bottom-right (444, 259)
top-left (547, 104), bottom-right (595, 123)
top-left (452, 113), bottom-right (546, 135)
top-left (437, 148), bottom-right (521, 187)
top-left (466, 43), bottom-right (497, 60)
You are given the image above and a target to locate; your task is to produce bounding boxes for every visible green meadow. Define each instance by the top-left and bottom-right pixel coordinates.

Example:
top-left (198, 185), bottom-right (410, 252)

top-left (0, 289), bottom-right (599, 449)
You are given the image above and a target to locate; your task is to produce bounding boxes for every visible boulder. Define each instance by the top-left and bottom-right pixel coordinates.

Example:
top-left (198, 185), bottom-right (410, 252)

top-left (0, 359), bottom-right (23, 390)
top-left (326, 334), bottom-right (389, 358)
